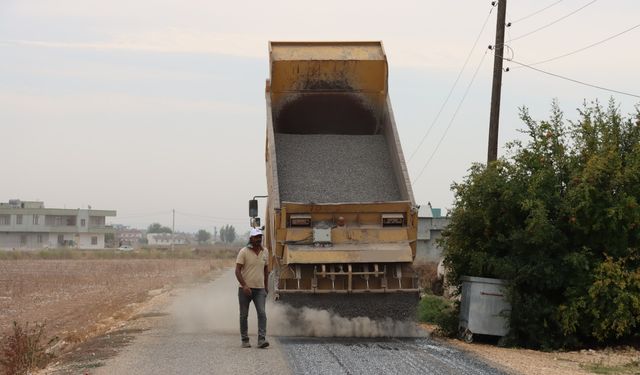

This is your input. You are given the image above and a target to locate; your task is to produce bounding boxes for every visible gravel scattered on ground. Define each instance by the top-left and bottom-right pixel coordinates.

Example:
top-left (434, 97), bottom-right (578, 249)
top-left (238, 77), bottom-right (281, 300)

top-left (279, 337), bottom-right (508, 375)
top-left (275, 134), bottom-right (402, 203)
top-left (449, 339), bottom-right (640, 375)
top-left (419, 324), bottom-right (640, 375)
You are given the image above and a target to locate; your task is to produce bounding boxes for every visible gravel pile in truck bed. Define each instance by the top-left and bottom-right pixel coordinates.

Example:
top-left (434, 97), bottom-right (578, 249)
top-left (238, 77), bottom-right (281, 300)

top-left (275, 134), bottom-right (402, 203)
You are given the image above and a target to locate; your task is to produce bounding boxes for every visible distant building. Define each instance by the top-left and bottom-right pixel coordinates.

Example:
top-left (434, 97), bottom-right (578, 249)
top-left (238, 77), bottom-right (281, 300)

top-left (146, 233), bottom-right (189, 246)
top-left (416, 203), bottom-right (450, 263)
top-left (0, 199), bottom-right (116, 250)
top-left (116, 227), bottom-right (145, 246)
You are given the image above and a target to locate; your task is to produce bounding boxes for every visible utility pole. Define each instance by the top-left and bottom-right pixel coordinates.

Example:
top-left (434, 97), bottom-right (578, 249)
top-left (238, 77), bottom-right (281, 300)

top-left (487, 0), bottom-right (507, 163)
top-left (171, 209), bottom-right (175, 252)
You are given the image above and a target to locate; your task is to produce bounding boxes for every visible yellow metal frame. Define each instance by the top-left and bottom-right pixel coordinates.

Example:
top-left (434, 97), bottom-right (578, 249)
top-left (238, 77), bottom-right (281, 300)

top-left (269, 41), bottom-right (388, 109)
top-left (263, 41), bottom-right (419, 294)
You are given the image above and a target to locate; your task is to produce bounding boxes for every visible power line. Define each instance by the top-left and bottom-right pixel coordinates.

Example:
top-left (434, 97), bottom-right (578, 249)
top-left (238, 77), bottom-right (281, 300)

top-left (511, 0), bottom-right (565, 23)
top-left (116, 211), bottom-right (172, 219)
top-left (407, 2), bottom-right (496, 163)
top-left (510, 0), bottom-right (598, 42)
top-left (501, 55), bottom-right (640, 98)
top-left (412, 50), bottom-right (490, 185)
top-left (175, 210), bottom-right (246, 222)
top-left (512, 22), bottom-right (640, 68)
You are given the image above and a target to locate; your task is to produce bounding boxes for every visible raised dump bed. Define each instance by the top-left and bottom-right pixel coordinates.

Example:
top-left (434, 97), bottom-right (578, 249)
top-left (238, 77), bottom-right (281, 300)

top-left (260, 41), bottom-right (419, 319)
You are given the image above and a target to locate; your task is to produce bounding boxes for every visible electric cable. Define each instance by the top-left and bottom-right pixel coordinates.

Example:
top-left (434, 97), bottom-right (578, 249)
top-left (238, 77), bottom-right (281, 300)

top-left (511, 0), bottom-right (565, 24)
top-left (175, 210), bottom-right (247, 222)
top-left (412, 50), bottom-right (490, 185)
top-left (511, 22), bottom-right (640, 68)
top-left (115, 211), bottom-right (172, 219)
top-left (498, 54), bottom-right (640, 98)
top-left (407, 2), bottom-right (497, 163)
top-left (510, 0), bottom-right (598, 42)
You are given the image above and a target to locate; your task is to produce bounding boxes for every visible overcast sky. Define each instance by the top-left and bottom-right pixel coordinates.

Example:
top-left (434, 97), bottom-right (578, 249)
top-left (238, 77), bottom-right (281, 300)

top-left (1, 0), bottom-right (639, 232)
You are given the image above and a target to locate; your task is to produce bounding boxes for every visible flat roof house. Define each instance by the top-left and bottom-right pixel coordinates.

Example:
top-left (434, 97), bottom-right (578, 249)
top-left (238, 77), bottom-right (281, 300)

top-left (0, 199), bottom-right (116, 250)
top-left (416, 203), bottom-right (450, 263)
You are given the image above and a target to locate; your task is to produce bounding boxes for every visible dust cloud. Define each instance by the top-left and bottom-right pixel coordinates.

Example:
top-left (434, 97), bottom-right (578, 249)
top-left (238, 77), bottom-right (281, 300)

top-left (170, 269), bottom-right (426, 338)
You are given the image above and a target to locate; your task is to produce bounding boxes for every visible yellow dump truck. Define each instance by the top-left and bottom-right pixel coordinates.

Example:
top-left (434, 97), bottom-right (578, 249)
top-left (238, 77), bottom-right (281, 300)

top-left (251, 41), bottom-right (419, 319)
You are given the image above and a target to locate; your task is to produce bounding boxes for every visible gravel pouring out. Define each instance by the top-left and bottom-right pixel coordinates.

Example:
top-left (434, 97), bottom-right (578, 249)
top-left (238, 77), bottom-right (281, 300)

top-left (171, 270), bottom-right (423, 338)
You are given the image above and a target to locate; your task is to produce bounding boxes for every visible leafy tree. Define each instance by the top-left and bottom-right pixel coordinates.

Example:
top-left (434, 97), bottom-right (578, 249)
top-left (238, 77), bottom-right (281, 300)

top-left (219, 224), bottom-right (237, 244)
top-left (442, 100), bottom-right (640, 349)
top-left (196, 229), bottom-right (211, 244)
top-left (147, 223), bottom-right (172, 234)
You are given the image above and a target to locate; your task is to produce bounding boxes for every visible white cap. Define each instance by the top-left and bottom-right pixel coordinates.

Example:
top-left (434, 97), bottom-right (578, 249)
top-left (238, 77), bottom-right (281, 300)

top-left (250, 228), bottom-right (263, 237)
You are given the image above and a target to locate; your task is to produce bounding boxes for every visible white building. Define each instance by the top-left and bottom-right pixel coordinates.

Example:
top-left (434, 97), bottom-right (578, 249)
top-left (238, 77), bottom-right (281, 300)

top-left (116, 227), bottom-right (144, 246)
top-left (146, 233), bottom-right (189, 246)
top-left (0, 199), bottom-right (116, 250)
top-left (416, 204), bottom-right (450, 263)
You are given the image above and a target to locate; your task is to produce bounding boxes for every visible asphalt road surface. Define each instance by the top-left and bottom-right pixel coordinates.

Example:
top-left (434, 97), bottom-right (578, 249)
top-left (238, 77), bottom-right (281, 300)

top-left (91, 270), bottom-right (506, 375)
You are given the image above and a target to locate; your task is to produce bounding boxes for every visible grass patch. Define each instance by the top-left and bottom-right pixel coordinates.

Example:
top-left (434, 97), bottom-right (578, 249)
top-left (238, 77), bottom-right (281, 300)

top-left (0, 321), bottom-right (54, 375)
top-left (581, 360), bottom-right (640, 374)
top-left (418, 294), bottom-right (458, 336)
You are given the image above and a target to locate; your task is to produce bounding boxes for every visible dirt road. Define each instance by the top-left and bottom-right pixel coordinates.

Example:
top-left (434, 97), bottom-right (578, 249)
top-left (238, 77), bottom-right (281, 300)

top-left (52, 270), bottom-right (506, 375)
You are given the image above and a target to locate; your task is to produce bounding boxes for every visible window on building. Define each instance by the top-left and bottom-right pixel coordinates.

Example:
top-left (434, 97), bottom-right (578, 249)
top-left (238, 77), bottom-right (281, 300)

top-left (16, 214), bottom-right (23, 225)
top-left (89, 216), bottom-right (105, 226)
top-left (0, 215), bottom-right (9, 225)
top-left (81, 219), bottom-right (86, 227)
top-left (91, 236), bottom-right (98, 245)
top-left (33, 215), bottom-right (39, 225)
top-left (37, 234), bottom-right (43, 244)
top-left (57, 234), bottom-right (64, 245)
top-left (20, 235), bottom-right (27, 246)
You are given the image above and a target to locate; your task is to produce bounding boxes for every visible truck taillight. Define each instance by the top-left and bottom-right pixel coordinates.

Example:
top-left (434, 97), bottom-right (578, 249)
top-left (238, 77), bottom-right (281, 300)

top-left (290, 214), bottom-right (311, 227)
top-left (382, 213), bottom-right (405, 227)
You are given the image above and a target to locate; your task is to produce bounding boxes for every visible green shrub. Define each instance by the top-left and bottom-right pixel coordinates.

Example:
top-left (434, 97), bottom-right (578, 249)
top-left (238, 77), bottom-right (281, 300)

top-left (418, 295), bottom-right (458, 336)
top-left (441, 100), bottom-right (640, 349)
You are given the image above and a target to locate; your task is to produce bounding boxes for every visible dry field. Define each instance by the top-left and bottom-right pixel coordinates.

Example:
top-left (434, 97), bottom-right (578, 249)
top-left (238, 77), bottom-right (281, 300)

top-left (0, 257), bottom-right (232, 347)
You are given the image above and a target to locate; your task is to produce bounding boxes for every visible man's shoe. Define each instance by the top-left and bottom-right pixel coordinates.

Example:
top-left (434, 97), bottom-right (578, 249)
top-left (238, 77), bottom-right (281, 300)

top-left (257, 339), bottom-right (269, 348)
top-left (241, 341), bottom-right (251, 348)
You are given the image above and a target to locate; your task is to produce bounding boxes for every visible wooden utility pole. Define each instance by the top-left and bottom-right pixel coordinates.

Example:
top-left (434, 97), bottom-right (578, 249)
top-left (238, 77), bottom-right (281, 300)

top-left (487, 0), bottom-right (507, 163)
top-left (171, 209), bottom-right (175, 252)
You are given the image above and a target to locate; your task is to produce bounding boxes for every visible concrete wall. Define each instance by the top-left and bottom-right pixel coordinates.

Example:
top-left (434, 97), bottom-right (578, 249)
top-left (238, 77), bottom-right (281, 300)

top-left (0, 233), bottom-right (50, 250)
top-left (416, 231), bottom-right (444, 263)
top-left (415, 216), bottom-right (449, 263)
top-left (0, 232), bottom-right (105, 250)
top-left (78, 233), bottom-right (105, 249)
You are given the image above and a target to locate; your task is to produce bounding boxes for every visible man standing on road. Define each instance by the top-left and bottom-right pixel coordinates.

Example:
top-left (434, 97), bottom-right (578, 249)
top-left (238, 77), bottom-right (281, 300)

top-left (235, 227), bottom-right (269, 348)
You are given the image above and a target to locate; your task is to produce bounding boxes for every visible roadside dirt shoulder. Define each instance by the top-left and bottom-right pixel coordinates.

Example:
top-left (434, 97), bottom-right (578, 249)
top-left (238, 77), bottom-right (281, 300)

top-left (420, 324), bottom-right (639, 375)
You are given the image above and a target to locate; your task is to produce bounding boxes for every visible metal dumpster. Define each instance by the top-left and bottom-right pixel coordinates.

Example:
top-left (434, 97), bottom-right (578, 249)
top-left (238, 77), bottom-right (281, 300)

top-left (458, 276), bottom-right (510, 343)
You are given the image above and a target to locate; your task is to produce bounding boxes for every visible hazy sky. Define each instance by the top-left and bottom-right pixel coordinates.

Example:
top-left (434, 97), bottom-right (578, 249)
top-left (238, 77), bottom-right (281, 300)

top-left (2, 0), bottom-right (639, 232)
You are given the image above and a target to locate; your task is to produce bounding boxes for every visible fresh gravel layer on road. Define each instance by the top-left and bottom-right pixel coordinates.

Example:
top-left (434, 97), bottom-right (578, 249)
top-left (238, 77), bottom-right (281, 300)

top-left (279, 337), bottom-right (508, 375)
top-left (275, 134), bottom-right (402, 203)
top-left (278, 292), bottom-right (419, 320)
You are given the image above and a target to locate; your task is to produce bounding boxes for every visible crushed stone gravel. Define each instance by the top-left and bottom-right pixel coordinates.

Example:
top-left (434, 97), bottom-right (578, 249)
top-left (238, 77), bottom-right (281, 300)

top-left (275, 134), bottom-right (402, 203)
top-left (279, 337), bottom-right (509, 375)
